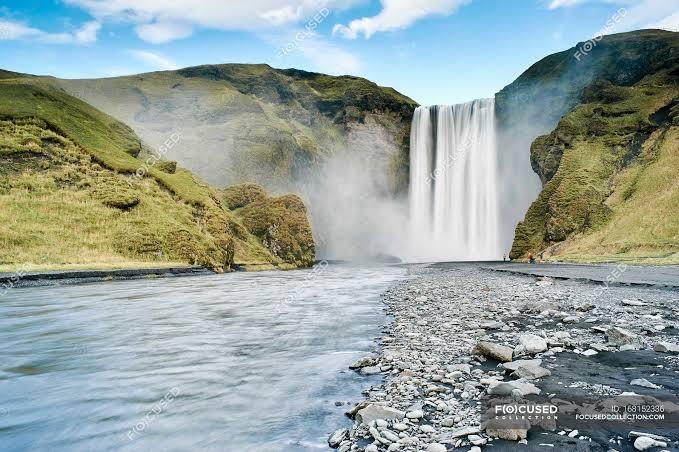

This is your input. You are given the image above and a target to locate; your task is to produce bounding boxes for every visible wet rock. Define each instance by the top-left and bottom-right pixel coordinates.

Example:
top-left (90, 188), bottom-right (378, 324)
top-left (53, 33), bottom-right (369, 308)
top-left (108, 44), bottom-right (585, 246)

top-left (606, 326), bottom-right (644, 349)
top-left (582, 349), bottom-right (598, 357)
top-left (426, 443), bottom-right (447, 452)
top-left (440, 426), bottom-right (480, 441)
top-left (623, 299), bottom-right (646, 307)
top-left (503, 359), bottom-right (542, 371)
top-left (356, 404), bottom-right (405, 424)
top-left (488, 380), bottom-right (541, 396)
top-left (486, 427), bottom-right (528, 441)
top-left (519, 334), bottom-right (548, 354)
top-left (468, 434), bottom-right (487, 446)
top-left (350, 357), bottom-right (376, 369)
top-left (441, 418), bottom-right (456, 427)
top-left (511, 365), bottom-right (551, 380)
top-left (633, 436), bottom-right (667, 450)
top-left (328, 428), bottom-right (348, 448)
top-left (474, 341), bottom-right (513, 362)
top-left (382, 429), bottom-right (399, 442)
top-left (406, 409), bottom-right (424, 419)
top-left (361, 366), bottom-right (381, 375)
top-left (654, 342), bottom-right (679, 353)
top-left (630, 378), bottom-right (660, 389)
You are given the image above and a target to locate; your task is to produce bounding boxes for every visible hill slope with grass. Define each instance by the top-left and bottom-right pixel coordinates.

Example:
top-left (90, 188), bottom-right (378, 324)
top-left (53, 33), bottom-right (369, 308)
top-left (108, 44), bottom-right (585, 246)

top-left (508, 30), bottom-right (679, 263)
top-left (0, 76), bottom-right (314, 272)
top-left (55, 64), bottom-right (418, 194)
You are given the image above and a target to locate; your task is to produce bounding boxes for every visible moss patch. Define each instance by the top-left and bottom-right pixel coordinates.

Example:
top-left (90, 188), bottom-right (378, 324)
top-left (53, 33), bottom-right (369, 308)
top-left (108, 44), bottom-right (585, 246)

top-left (511, 67), bottom-right (679, 264)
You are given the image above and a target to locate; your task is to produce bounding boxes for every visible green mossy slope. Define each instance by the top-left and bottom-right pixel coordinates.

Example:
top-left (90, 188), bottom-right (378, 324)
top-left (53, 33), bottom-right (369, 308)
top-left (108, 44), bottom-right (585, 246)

top-left (0, 77), bottom-right (315, 271)
top-left (55, 64), bottom-right (418, 194)
top-left (510, 66), bottom-right (679, 263)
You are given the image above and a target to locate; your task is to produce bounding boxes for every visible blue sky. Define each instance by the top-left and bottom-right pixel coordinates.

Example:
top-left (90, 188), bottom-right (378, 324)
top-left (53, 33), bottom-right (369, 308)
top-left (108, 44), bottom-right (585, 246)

top-left (1, 0), bottom-right (677, 105)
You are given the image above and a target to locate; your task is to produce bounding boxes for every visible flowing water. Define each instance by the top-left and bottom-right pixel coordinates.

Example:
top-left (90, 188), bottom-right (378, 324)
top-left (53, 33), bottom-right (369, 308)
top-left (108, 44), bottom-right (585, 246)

top-left (0, 264), bottom-right (407, 451)
top-left (409, 100), bottom-right (502, 261)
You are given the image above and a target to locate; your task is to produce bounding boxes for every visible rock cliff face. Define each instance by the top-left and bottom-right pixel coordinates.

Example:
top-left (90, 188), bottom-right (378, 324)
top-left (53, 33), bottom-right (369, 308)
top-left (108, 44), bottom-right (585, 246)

top-left (504, 30), bottom-right (679, 263)
top-left (57, 64), bottom-right (417, 195)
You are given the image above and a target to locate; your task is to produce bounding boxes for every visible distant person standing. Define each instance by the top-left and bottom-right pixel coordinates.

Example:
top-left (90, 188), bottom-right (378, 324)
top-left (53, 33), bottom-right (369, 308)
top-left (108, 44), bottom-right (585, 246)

top-left (528, 253), bottom-right (535, 264)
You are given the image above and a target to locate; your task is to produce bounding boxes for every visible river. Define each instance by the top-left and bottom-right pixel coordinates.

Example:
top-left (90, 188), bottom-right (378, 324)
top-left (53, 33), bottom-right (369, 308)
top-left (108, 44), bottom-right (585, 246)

top-left (0, 264), bottom-right (407, 451)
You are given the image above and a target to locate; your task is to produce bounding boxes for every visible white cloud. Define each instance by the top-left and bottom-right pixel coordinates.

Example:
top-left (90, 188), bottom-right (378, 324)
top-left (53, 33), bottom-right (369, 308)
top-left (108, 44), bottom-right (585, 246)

top-left (546, 0), bottom-right (679, 34)
top-left (0, 20), bottom-right (43, 40)
top-left (0, 19), bottom-right (100, 44)
top-left (64, 0), bottom-right (359, 42)
top-left (135, 21), bottom-right (193, 44)
top-left (548, 0), bottom-right (588, 8)
top-left (73, 20), bottom-right (102, 43)
top-left (295, 35), bottom-right (360, 74)
top-left (644, 11), bottom-right (679, 32)
top-left (264, 29), bottom-right (360, 75)
top-left (129, 50), bottom-right (179, 70)
top-left (333, 0), bottom-right (471, 39)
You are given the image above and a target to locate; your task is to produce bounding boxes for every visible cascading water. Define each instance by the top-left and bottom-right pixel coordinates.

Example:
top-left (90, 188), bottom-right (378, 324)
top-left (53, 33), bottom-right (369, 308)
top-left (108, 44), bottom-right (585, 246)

top-left (408, 99), bottom-right (502, 261)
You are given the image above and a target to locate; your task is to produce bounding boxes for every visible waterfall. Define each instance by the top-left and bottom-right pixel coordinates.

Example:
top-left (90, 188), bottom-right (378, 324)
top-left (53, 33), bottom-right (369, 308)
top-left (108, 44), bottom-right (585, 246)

top-left (408, 99), bottom-right (501, 261)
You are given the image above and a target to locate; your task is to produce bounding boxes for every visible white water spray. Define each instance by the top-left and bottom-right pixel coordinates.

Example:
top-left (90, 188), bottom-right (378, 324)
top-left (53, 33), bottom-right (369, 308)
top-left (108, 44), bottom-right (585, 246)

top-left (408, 99), bottom-right (502, 261)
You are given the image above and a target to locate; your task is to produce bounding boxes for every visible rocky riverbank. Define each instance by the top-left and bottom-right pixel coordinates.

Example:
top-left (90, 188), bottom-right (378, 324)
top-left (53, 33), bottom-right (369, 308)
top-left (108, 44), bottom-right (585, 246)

top-left (329, 264), bottom-right (679, 452)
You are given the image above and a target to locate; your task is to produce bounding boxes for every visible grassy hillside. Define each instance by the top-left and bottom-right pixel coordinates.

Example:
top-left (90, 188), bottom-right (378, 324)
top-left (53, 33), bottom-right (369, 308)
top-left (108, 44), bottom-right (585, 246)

top-left (510, 65), bottom-right (679, 263)
top-left (496, 30), bottom-right (679, 132)
top-left (55, 64), bottom-right (418, 194)
top-left (0, 76), bottom-right (314, 272)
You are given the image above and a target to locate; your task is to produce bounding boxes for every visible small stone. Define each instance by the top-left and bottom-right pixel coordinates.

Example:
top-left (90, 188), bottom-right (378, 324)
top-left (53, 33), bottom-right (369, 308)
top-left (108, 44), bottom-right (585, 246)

top-left (420, 424), bottom-right (435, 433)
top-left (488, 380), bottom-right (540, 396)
top-left (447, 363), bottom-right (472, 374)
top-left (568, 430), bottom-right (579, 438)
top-left (511, 365), bottom-right (551, 380)
top-left (468, 434), bottom-right (487, 446)
top-left (474, 341), bottom-right (513, 362)
top-left (606, 327), bottom-right (644, 349)
top-left (654, 342), bottom-right (679, 353)
top-left (426, 443), bottom-right (447, 452)
top-left (406, 409), bottom-right (424, 419)
top-left (582, 349), bottom-right (598, 357)
top-left (470, 447), bottom-right (481, 452)
top-left (633, 436), bottom-right (667, 450)
top-left (502, 359), bottom-right (542, 371)
top-left (356, 404), bottom-right (406, 424)
top-left (562, 316), bottom-right (579, 323)
top-left (350, 357), bottom-right (376, 369)
top-left (630, 378), bottom-right (660, 389)
top-left (535, 277), bottom-right (553, 287)
top-left (441, 418), bottom-right (455, 427)
top-left (365, 444), bottom-right (378, 452)
top-left (382, 430), bottom-right (399, 442)
top-left (328, 428), bottom-right (348, 448)
top-left (361, 366), bottom-right (382, 375)
top-left (623, 299), bottom-right (646, 307)
top-left (519, 334), bottom-right (548, 354)
top-left (393, 422), bottom-right (408, 431)
top-left (486, 427), bottom-right (528, 441)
